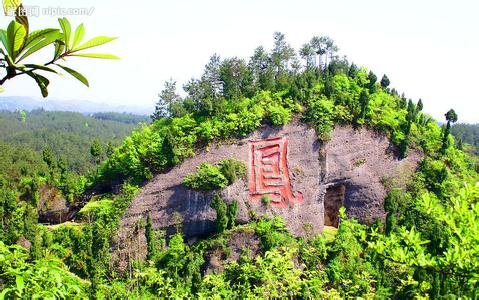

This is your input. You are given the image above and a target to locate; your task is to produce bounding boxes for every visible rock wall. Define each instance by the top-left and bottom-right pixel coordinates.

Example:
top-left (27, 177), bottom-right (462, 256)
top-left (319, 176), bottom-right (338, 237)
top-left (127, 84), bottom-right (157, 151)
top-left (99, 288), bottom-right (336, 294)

top-left (325, 126), bottom-right (421, 224)
top-left (112, 122), bottom-right (421, 266)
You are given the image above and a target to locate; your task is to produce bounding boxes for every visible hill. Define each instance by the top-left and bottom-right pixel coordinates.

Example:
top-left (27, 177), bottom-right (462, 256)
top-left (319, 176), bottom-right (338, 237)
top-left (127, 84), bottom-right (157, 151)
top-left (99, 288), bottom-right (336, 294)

top-left (0, 96), bottom-right (153, 115)
top-left (0, 33), bottom-right (478, 299)
top-left (0, 110), bottom-right (145, 185)
top-left (452, 123), bottom-right (479, 156)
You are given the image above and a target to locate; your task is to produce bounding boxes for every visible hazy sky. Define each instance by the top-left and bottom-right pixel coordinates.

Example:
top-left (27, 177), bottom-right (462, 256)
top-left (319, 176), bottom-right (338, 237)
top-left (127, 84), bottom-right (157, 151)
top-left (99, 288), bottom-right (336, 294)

top-left (1, 0), bottom-right (478, 122)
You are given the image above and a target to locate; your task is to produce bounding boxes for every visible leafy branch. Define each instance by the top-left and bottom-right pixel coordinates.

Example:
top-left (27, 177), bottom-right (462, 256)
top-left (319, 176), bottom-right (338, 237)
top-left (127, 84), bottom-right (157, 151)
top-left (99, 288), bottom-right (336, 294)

top-left (0, 1), bottom-right (118, 96)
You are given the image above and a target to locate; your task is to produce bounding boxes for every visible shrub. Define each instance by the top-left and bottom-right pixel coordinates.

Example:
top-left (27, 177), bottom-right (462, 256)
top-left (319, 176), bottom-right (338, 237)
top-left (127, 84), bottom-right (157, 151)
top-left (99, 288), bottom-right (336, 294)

top-left (183, 163), bottom-right (228, 191)
top-left (266, 103), bottom-right (292, 126)
top-left (184, 159), bottom-right (247, 191)
top-left (261, 195), bottom-right (270, 206)
top-left (218, 159), bottom-right (247, 185)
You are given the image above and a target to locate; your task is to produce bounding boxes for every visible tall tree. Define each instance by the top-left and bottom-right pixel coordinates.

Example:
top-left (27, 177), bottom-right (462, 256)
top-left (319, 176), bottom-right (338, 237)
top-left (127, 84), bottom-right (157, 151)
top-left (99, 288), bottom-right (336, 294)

top-left (299, 43), bottom-right (315, 68)
top-left (417, 99), bottom-right (424, 112)
top-left (152, 79), bottom-right (180, 120)
top-left (367, 71), bottom-right (378, 93)
top-left (310, 36), bottom-right (326, 69)
top-left (220, 57), bottom-right (253, 100)
top-left (271, 32), bottom-right (295, 75)
top-left (322, 36), bottom-right (339, 67)
top-left (442, 109), bottom-right (458, 154)
top-left (202, 54), bottom-right (224, 99)
top-left (145, 212), bottom-right (156, 261)
top-left (380, 74), bottom-right (390, 88)
top-left (90, 140), bottom-right (102, 164)
top-left (248, 46), bottom-right (274, 91)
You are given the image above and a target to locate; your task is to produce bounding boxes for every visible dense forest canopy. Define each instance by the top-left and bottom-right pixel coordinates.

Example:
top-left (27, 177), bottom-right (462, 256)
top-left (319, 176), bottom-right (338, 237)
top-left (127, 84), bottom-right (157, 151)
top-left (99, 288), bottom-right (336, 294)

top-left (0, 110), bottom-right (144, 189)
top-left (452, 123), bottom-right (479, 156)
top-left (0, 29), bottom-right (478, 299)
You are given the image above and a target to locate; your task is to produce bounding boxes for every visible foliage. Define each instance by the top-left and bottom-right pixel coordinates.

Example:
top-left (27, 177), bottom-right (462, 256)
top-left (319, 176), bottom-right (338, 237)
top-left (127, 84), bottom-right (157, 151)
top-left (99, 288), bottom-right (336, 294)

top-left (0, 241), bottom-right (89, 298)
top-left (91, 112), bottom-right (149, 124)
top-left (183, 159), bottom-right (246, 191)
top-left (0, 5), bottom-right (118, 96)
top-left (0, 29), bottom-right (478, 299)
top-left (452, 123), bottom-right (479, 156)
top-left (371, 184), bottom-right (479, 297)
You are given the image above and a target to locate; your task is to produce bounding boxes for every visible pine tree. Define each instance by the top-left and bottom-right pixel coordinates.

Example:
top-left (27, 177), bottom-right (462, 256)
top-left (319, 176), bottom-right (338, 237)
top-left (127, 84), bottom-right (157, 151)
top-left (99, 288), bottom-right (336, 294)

top-left (211, 194), bottom-right (228, 233)
top-left (442, 109), bottom-right (458, 154)
top-left (145, 212), bottom-right (156, 261)
top-left (152, 79), bottom-right (180, 120)
top-left (380, 74), bottom-right (390, 88)
top-left (417, 99), bottom-right (424, 112)
top-left (227, 200), bottom-right (238, 229)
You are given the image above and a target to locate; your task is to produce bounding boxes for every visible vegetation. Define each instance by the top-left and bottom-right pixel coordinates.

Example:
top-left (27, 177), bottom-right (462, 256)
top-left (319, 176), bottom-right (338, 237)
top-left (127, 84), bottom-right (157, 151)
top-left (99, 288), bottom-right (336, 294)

top-left (0, 17), bottom-right (478, 298)
top-left (0, 110), bottom-right (141, 184)
top-left (0, 1), bottom-right (118, 96)
top-left (452, 123), bottom-right (479, 156)
top-left (183, 159), bottom-right (246, 191)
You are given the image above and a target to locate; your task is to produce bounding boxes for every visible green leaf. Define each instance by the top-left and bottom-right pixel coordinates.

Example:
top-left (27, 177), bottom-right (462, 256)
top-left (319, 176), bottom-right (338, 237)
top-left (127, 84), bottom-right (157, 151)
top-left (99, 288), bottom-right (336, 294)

top-left (2, 0), bottom-right (21, 15)
top-left (54, 41), bottom-right (65, 60)
top-left (7, 20), bottom-right (27, 59)
top-left (22, 29), bottom-right (58, 51)
top-left (72, 23), bottom-right (85, 49)
top-left (26, 71), bottom-right (50, 97)
top-left (70, 53), bottom-right (120, 59)
top-left (56, 64), bottom-right (89, 87)
top-left (58, 18), bottom-right (71, 50)
top-left (0, 29), bottom-right (8, 53)
top-left (14, 5), bottom-right (28, 34)
top-left (0, 287), bottom-right (12, 300)
top-left (24, 64), bottom-right (58, 74)
top-left (72, 36), bottom-right (117, 52)
top-left (17, 31), bottom-right (60, 62)
top-left (15, 275), bottom-right (24, 292)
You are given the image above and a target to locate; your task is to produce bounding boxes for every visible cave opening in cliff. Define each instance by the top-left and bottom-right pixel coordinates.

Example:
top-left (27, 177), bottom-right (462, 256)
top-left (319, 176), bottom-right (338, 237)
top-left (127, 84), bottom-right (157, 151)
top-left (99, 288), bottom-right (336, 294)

top-left (324, 184), bottom-right (345, 228)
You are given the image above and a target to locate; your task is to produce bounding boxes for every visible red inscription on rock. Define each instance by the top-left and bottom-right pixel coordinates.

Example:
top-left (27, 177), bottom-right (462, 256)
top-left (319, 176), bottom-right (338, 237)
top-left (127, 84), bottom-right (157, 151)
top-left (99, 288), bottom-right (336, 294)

top-left (249, 137), bottom-right (303, 207)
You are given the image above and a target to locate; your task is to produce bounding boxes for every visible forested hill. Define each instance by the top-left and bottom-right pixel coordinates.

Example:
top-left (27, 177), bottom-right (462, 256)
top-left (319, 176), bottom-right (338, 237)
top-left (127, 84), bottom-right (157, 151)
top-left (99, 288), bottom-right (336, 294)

top-left (452, 123), bottom-right (479, 156)
top-left (0, 110), bottom-right (146, 185)
top-left (0, 32), bottom-right (478, 299)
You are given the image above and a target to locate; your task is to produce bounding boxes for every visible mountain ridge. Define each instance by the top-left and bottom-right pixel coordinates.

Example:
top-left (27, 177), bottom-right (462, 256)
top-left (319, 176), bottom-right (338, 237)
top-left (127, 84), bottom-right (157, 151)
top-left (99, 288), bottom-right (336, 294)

top-left (0, 96), bottom-right (153, 115)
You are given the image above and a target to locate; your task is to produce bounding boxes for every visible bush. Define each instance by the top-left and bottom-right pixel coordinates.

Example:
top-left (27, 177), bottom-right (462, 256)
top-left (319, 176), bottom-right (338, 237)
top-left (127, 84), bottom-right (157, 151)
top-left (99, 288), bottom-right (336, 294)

top-left (218, 159), bottom-right (246, 185)
top-left (183, 163), bottom-right (229, 191)
top-left (266, 103), bottom-right (292, 126)
top-left (183, 159), bottom-right (246, 191)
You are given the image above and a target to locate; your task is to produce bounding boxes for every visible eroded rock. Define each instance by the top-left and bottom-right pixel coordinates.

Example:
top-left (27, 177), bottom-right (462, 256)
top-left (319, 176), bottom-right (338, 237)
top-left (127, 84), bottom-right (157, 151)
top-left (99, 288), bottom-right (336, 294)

top-left (112, 122), bottom-right (421, 266)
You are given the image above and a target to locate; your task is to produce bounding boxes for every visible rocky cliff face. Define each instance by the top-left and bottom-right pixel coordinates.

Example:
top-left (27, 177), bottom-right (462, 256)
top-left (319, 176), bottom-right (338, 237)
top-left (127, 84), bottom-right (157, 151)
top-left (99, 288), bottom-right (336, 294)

top-left (112, 122), bottom-right (421, 266)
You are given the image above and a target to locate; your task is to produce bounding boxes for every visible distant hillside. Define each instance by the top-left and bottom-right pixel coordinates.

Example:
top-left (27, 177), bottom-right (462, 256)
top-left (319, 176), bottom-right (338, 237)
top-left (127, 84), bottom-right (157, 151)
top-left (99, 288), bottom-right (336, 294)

top-left (0, 110), bottom-right (142, 184)
top-left (0, 96), bottom-right (153, 116)
top-left (452, 123), bottom-right (479, 155)
top-left (90, 112), bottom-right (150, 124)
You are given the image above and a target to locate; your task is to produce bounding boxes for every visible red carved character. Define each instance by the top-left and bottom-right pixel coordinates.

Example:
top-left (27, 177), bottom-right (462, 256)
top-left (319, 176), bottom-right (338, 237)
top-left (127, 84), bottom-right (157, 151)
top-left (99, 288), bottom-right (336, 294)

top-left (249, 137), bottom-right (303, 207)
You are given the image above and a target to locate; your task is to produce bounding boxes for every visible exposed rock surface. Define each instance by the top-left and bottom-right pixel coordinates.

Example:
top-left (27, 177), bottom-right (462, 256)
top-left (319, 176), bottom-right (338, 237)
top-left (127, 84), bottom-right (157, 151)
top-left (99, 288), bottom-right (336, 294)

top-left (113, 123), bottom-right (421, 266)
top-left (325, 126), bottom-right (421, 224)
top-left (37, 184), bottom-right (71, 224)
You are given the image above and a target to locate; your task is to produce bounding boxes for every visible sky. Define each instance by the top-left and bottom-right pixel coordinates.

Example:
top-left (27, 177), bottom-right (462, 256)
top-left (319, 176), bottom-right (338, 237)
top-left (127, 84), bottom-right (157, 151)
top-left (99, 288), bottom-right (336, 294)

top-left (0, 0), bottom-right (478, 123)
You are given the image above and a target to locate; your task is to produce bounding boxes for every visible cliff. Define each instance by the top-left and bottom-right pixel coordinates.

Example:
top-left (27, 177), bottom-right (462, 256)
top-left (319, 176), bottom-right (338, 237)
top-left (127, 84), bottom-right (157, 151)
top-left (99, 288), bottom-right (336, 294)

top-left (112, 121), bottom-right (421, 267)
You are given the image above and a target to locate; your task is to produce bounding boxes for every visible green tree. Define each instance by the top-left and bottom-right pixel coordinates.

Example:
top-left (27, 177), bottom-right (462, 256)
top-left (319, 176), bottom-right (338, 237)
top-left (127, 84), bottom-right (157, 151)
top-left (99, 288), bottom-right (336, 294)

top-left (42, 146), bottom-right (55, 176)
top-left (152, 79), bottom-right (180, 120)
top-left (90, 140), bottom-right (102, 164)
top-left (442, 109), bottom-right (458, 154)
top-left (227, 200), bottom-right (238, 229)
top-left (210, 194), bottom-right (228, 233)
top-left (380, 74), bottom-right (390, 88)
top-left (367, 71), bottom-right (377, 93)
top-left (162, 129), bottom-right (177, 168)
top-left (417, 98), bottom-right (424, 112)
top-left (145, 212), bottom-right (156, 261)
